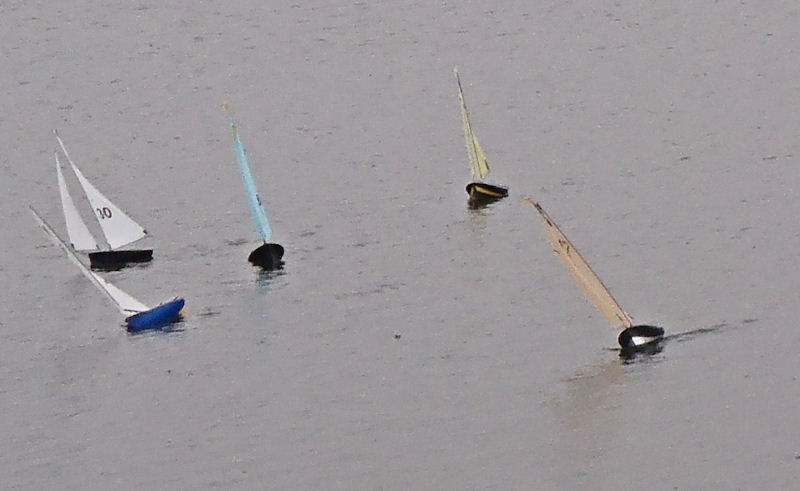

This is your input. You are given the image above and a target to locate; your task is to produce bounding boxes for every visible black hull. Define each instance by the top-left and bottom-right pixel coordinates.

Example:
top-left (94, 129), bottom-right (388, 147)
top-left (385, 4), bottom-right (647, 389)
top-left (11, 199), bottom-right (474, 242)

top-left (89, 249), bottom-right (153, 270)
top-left (466, 182), bottom-right (508, 208)
top-left (618, 325), bottom-right (665, 358)
top-left (249, 243), bottom-right (285, 270)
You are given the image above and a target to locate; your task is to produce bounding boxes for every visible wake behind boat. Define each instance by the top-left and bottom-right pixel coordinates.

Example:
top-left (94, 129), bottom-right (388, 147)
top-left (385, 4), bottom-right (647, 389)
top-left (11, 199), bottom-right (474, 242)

top-left (523, 197), bottom-right (664, 353)
top-left (30, 206), bottom-right (183, 332)
top-left (454, 67), bottom-right (508, 208)
top-left (224, 105), bottom-right (284, 270)
top-left (54, 130), bottom-right (153, 270)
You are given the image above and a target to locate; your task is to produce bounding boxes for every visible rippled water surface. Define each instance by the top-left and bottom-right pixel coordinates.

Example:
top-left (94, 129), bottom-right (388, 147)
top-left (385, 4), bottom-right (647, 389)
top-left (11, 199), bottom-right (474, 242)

top-left (3, 1), bottom-right (800, 489)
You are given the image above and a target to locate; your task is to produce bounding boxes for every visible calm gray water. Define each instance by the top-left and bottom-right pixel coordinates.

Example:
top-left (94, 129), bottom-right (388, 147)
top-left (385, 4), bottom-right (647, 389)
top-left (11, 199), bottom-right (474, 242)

top-left (3, 1), bottom-right (800, 489)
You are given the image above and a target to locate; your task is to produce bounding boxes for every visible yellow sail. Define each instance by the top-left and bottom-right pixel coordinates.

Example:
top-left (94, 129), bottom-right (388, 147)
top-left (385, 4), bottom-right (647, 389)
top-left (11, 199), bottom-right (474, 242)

top-left (454, 67), bottom-right (490, 180)
top-left (524, 197), bottom-right (634, 329)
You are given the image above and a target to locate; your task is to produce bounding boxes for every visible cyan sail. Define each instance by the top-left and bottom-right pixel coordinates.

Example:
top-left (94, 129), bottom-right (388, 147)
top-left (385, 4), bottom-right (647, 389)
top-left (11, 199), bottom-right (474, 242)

top-left (230, 119), bottom-right (272, 242)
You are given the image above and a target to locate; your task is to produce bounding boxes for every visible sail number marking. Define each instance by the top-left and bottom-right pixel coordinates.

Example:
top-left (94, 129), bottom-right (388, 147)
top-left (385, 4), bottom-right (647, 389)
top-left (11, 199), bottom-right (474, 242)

top-left (96, 207), bottom-right (113, 219)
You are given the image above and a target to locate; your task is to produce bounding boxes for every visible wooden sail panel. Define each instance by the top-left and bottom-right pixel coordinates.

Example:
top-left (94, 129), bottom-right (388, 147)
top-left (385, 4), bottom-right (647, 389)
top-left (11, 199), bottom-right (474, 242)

top-left (525, 198), bottom-right (633, 329)
top-left (454, 68), bottom-right (490, 180)
top-left (56, 153), bottom-right (98, 252)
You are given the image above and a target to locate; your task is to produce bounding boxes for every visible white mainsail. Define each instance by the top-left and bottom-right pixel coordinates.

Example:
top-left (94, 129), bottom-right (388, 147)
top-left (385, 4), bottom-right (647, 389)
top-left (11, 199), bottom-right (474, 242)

top-left (54, 131), bottom-right (147, 250)
top-left (455, 67), bottom-right (490, 180)
top-left (524, 197), bottom-right (634, 329)
top-left (56, 153), bottom-right (98, 251)
top-left (30, 206), bottom-right (149, 315)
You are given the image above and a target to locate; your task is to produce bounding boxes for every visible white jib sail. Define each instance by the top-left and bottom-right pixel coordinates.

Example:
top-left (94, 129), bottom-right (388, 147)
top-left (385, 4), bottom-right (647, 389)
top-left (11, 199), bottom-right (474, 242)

top-left (54, 131), bottom-right (147, 250)
top-left (56, 153), bottom-right (99, 251)
top-left (29, 206), bottom-right (149, 315)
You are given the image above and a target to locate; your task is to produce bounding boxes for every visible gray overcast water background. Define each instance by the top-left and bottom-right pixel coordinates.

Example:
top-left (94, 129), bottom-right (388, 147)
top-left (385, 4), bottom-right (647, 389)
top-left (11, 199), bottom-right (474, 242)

top-left (2, 1), bottom-right (800, 489)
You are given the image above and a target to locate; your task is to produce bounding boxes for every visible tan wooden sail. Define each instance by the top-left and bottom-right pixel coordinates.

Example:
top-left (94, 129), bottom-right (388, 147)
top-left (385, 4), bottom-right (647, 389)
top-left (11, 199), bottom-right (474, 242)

top-left (454, 67), bottom-right (490, 180)
top-left (524, 197), bottom-right (633, 329)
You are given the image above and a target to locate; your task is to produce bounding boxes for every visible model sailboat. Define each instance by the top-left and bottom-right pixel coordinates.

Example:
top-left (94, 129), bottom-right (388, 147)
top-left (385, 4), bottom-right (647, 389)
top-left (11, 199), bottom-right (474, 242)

top-left (30, 206), bottom-right (184, 332)
top-left (523, 197), bottom-right (664, 351)
top-left (454, 67), bottom-right (508, 208)
top-left (224, 106), bottom-right (284, 270)
top-left (54, 131), bottom-right (153, 270)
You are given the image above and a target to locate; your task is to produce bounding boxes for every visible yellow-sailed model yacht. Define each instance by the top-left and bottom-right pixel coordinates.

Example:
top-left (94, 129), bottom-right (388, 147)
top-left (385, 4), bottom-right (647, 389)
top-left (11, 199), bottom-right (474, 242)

top-left (454, 67), bottom-right (509, 208)
top-left (523, 197), bottom-right (664, 356)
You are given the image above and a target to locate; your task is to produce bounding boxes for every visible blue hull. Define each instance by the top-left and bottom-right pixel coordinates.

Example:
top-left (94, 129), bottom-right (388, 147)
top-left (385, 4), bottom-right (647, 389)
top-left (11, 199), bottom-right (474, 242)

top-left (125, 298), bottom-right (185, 332)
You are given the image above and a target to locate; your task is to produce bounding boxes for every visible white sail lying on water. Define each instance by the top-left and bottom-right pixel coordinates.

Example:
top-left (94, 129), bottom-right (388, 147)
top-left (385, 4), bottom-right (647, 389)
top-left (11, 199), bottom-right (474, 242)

top-left (525, 197), bottom-right (633, 329)
top-left (56, 153), bottom-right (98, 252)
top-left (54, 130), bottom-right (147, 250)
top-left (30, 206), bottom-right (148, 316)
top-left (90, 271), bottom-right (149, 314)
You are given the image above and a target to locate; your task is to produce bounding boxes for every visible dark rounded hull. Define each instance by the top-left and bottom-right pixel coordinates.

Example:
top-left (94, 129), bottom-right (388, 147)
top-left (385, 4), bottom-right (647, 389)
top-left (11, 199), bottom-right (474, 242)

top-left (618, 325), bottom-right (665, 356)
top-left (466, 182), bottom-right (508, 208)
top-left (125, 298), bottom-right (185, 333)
top-left (249, 243), bottom-right (285, 270)
top-left (89, 249), bottom-right (153, 270)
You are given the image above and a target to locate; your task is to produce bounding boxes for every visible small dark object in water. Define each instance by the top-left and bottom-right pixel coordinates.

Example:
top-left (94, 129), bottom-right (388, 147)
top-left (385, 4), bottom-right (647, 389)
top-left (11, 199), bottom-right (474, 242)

top-left (617, 325), bottom-right (664, 351)
top-left (466, 182), bottom-right (508, 208)
top-left (89, 249), bottom-right (153, 270)
top-left (249, 242), bottom-right (284, 270)
top-left (393, 332), bottom-right (401, 339)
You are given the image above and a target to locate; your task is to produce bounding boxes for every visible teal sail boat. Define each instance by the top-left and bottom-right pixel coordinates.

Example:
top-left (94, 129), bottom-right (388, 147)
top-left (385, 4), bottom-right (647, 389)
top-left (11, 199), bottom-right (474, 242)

top-left (454, 67), bottom-right (508, 208)
top-left (225, 105), bottom-right (284, 269)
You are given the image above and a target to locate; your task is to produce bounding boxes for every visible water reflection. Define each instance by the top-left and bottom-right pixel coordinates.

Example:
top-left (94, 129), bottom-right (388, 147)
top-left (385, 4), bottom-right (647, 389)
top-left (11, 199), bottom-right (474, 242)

top-left (556, 357), bottom-right (631, 483)
top-left (552, 321), bottom-right (737, 482)
top-left (256, 268), bottom-right (286, 292)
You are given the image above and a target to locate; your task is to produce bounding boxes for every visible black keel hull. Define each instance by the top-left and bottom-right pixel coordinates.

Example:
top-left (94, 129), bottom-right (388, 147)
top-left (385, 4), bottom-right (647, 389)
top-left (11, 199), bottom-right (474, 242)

top-left (618, 325), bottom-right (665, 359)
top-left (466, 182), bottom-right (508, 208)
top-left (89, 249), bottom-right (153, 270)
top-left (249, 243), bottom-right (285, 270)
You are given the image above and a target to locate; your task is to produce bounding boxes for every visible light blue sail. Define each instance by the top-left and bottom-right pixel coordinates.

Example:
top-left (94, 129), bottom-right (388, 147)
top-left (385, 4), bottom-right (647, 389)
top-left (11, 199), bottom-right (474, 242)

top-left (230, 118), bottom-right (272, 242)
